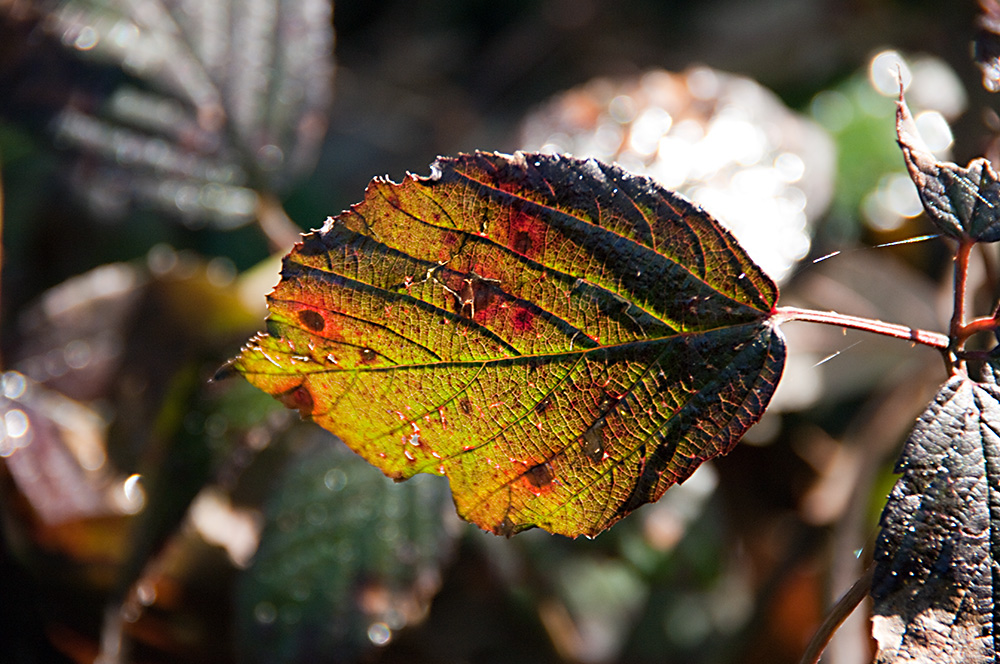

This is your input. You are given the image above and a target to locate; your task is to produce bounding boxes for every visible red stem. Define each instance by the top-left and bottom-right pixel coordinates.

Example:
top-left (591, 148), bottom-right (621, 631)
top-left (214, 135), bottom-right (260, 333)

top-left (773, 307), bottom-right (949, 350)
top-left (957, 315), bottom-right (1000, 343)
top-left (951, 238), bottom-right (975, 343)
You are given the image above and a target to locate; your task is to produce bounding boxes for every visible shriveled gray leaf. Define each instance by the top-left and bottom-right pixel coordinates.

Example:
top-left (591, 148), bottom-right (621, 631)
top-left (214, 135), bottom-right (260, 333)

top-left (0, 0), bottom-right (333, 227)
top-left (896, 95), bottom-right (1000, 242)
top-left (871, 372), bottom-right (1000, 663)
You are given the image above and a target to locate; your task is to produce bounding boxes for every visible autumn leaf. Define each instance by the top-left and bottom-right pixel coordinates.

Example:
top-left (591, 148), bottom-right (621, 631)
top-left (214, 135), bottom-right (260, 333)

top-left (872, 367), bottom-right (1000, 663)
top-left (224, 152), bottom-right (786, 537)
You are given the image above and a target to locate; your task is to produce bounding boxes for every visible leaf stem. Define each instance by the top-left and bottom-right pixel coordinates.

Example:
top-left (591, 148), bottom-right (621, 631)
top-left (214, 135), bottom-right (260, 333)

top-left (773, 307), bottom-right (949, 350)
top-left (798, 564), bottom-right (874, 664)
top-left (950, 237), bottom-right (975, 346)
top-left (956, 315), bottom-right (1000, 343)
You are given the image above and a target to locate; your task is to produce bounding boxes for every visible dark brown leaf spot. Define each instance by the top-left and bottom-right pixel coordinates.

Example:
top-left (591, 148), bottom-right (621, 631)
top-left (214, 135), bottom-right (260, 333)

top-left (298, 309), bottom-right (325, 332)
top-left (525, 462), bottom-right (553, 488)
top-left (452, 275), bottom-right (495, 320)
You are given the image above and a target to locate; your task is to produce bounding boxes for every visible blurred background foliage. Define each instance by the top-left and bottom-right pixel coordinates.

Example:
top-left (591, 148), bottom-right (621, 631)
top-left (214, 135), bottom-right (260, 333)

top-left (0, 1), bottom-right (996, 663)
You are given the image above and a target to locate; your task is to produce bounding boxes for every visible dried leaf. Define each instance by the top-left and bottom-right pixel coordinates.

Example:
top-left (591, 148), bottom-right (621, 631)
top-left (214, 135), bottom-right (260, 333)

top-left (226, 151), bottom-right (786, 538)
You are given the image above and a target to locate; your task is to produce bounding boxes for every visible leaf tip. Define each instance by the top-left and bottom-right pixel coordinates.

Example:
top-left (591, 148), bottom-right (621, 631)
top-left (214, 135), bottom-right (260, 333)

top-left (210, 358), bottom-right (240, 383)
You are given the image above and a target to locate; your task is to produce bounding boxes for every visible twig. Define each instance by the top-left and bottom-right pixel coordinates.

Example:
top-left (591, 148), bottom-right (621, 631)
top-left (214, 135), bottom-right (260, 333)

top-left (798, 564), bottom-right (875, 664)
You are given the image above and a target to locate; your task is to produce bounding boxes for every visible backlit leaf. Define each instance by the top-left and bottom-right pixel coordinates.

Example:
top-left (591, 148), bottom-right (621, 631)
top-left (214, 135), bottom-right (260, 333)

top-left (872, 368), bottom-right (1000, 663)
top-left (896, 95), bottom-right (1000, 242)
top-left (226, 152), bottom-right (786, 537)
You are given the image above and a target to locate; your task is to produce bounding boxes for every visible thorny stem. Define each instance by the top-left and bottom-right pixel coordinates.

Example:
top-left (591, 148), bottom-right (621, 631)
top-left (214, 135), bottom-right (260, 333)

top-left (772, 307), bottom-right (950, 350)
top-left (798, 564), bottom-right (875, 664)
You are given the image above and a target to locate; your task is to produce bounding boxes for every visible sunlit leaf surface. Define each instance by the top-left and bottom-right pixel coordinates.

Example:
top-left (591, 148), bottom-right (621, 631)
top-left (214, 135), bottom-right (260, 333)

top-left (872, 368), bottom-right (1000, 663)
top-left (227, 152), bottom-right (786, 537)
top-left (897, 95), bottom-right (1000, 242)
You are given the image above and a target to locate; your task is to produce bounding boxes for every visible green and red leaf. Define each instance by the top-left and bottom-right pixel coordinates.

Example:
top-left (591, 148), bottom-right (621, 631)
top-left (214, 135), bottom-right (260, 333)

top-left (226, 152), bottom-right (786, 537)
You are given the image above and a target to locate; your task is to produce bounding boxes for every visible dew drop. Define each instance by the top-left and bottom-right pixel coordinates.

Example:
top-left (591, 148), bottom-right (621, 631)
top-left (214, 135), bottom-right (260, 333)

top-left (254, 602), bottom-right (277, 625)
top-left (278, 385), bottom-right (314, 417)
top-left (368, 622), bottom-right (392, 646)
top-left (324, 468), bottom-right (347, 491)
top-left (2, 372), bottom-right (26, 399)
top-left (4, 409), bottom-right (29, 438)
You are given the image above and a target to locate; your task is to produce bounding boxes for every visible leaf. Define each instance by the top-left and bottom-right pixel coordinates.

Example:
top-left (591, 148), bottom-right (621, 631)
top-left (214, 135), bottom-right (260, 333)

top-left (517, 66), bottom-right (835, 283)
top-left (0, 0), bottom-right (332, 227)
top-left (236, 433), bottom-right (456, 663)
top-left (975, 0), bottom-right (1000, 92)
top-left (871, 369), bottom-right (1000, 663)
top-left (0, 370), bottom-right (111, 526)
top-left (226, 151), bottom-right (786, 538)
top-left (896, 95), bottom-right (1000, 242)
